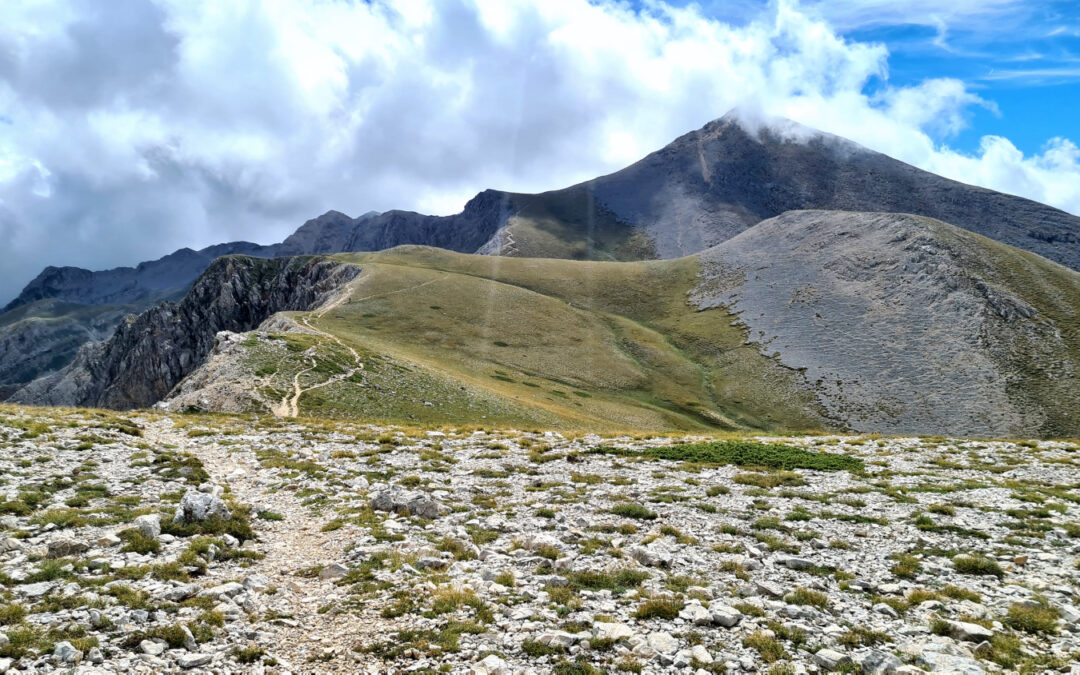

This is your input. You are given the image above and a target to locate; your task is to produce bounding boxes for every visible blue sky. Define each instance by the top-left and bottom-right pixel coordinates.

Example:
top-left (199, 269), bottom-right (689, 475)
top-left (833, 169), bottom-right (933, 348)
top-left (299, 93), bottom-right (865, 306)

top-left (0, 0), bottom-right (1078, 303)
top-left (664, 0), bottom-right (1080, 155)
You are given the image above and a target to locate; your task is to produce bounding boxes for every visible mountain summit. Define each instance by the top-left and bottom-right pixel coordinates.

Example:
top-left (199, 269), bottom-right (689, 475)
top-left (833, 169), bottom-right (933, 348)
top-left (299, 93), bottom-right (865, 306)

top-left (4, 111), bottom-right (1080, 400)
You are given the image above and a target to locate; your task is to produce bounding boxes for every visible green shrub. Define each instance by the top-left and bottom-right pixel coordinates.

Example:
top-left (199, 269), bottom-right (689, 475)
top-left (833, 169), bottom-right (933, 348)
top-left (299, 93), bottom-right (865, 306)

top-left (953, 555), bottom-right (1004, 578)
top-left (633, 596), bottom-right (684, 620)
top-left (1005, 600), bottom-right (1059, 634)
top-left (609, 503), bottom-right (657, 520)
top-left (786, 587), bottom-right (829, 609)
top-left (734, 471), bottom-right (805, 489)
top-left (119, 528), bottom-right (161, 555)
top-left (744, 631), bottom-right (786, 663)
top-left (591, 440), bottom-right (863, 472)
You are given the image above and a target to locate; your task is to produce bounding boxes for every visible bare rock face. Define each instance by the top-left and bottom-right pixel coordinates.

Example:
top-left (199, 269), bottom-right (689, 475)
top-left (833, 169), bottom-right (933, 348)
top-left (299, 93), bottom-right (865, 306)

top-left (0, 301), bottom-right (131, 399)
top-left (10, 256), bottom-right (360, 410)
top-left (692, 210), bottom-right (1080, 437)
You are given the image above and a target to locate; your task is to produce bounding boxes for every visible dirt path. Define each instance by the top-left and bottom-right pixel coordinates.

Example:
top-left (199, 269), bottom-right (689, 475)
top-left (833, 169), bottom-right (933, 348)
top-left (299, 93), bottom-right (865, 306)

top-left (271, 285), bottom-right (365, 419)
top-left (271, 278), bottom-right (438, 419)
top-left (186, 435), bottom-right (381, 672)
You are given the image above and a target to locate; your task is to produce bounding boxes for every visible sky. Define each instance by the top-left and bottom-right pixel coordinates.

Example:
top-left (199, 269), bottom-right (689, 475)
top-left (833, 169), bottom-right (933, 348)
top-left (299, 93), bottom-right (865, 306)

top-left (1, 0), bottom-right (1078, 304)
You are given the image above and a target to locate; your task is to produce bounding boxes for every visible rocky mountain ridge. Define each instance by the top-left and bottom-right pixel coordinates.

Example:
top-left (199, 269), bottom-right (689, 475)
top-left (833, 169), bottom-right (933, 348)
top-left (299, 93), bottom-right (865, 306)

top-left (10, 110), bottom-right (1080, 316)
top-left (10, 256), bottom-right (360, 410)
top-left (17, 207), bottom-right (1075, 437)
top-left (4, 241), bottom-right (282, 312)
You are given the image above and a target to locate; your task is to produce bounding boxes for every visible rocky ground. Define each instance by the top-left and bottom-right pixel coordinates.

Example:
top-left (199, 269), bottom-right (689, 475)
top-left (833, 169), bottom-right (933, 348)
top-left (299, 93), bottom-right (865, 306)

top-left (0, 405), bottom-right (1078, 674)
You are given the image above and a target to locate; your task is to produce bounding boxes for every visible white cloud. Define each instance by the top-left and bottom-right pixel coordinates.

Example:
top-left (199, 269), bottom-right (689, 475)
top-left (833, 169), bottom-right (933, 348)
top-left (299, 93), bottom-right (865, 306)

top-left (0, 0), bottom-right (1078, 303)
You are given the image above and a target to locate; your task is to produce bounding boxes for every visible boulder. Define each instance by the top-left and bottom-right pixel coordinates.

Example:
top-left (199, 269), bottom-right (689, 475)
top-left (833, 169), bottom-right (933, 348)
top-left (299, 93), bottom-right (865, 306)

top-left (173, 490), bottom-right (231, 523)
top-left (46, 538), bottom-right (88, 559)
top-left (133, 514), bottom-right (161, 539)
top-left (52, 641), bottom-right (82, 665)
top-left (370, 488), bottom-right (443, 518)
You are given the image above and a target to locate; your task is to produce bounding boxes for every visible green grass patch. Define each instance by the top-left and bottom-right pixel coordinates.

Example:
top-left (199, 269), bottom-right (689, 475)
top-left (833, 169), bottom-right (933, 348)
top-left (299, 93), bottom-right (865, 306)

top-left (590, 440), bottom-right (862, 472)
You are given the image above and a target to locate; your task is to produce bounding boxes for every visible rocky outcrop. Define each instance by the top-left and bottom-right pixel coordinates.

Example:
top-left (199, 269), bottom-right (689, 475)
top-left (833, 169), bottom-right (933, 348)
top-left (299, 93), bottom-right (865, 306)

top-left (277, 190), bottom-right (512, 257)
top-left (0, 300), bottom-right (132, 399)
top-left (9, 255), bottom-right (360, 410)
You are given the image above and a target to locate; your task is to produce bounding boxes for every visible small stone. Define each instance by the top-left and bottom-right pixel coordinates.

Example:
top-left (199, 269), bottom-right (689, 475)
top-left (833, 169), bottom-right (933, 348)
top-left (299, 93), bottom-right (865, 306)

top-left (946, 619), bottom-right (994, 643)
top-left (97, 533), bottom-right (122, 547)
top-left (200, 581), bottom-right (245, 598)
top-left (52, 641), bottom-right (83, 664)
top-left (173, 490), bottom-right (231, 523)
top-left (87, 647), bottom-right (104, 664)
top-left (46, 538), bottom-right (88, 559)
top-left (691, 644), bottom-right (713, 664)
top-left (646, 631), bottom-right (679, 654)
top-left (679, 602), bottom-right (712, 625)
top-left (319, 563), bottom-right (349, 581)
top-left (874, 602), bottom-right (901, 618)
top-left (140, 639), bottom-right (166, 656)
top-left (133, 514), bottom-right (161, 539)
top-left (471, 653), bottom-right (511, 675)
top-left (180, 625), bottom-right (197, 651)
top-left (370, 488), bottom-right (443, 518)
top-left (594, 622), bottom-right (635, 640)
top-left (814, 648), bottom-right (852, 671)
top-left (780, 556), bottom-right (815, 571)
top-left (858, 649), bottom-right (904, 674)
top-left (18, 581), bottom-right (53, 598)
top-left (177, 653), bottom-right (213, 669)
top-left (711, 604), bottom-right (743, 628)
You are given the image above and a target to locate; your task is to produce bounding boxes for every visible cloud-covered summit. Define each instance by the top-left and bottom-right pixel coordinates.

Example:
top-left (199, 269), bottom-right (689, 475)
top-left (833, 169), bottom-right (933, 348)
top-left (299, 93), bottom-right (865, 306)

top-left (1, 0), bottom-right (1077, 304)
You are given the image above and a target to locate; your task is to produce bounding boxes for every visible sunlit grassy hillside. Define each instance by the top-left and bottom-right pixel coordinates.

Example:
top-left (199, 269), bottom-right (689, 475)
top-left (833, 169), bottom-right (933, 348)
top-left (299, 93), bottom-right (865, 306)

top-left (233, 246), bottom-right (827, 432)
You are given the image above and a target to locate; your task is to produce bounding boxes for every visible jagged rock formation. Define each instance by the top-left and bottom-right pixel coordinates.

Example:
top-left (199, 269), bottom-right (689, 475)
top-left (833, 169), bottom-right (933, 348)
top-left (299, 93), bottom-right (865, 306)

top-left (692, 210), bottom-right (1080, 437)
top-left (276, 192), bottom-right (511, 257)
top-left (10, 256), bottom-right (359, 409)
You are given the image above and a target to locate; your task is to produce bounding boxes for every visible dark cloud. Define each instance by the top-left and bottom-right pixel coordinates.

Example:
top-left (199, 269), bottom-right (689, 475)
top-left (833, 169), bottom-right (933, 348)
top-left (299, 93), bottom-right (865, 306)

top-left (0, 0), bottom-right (1076, 305)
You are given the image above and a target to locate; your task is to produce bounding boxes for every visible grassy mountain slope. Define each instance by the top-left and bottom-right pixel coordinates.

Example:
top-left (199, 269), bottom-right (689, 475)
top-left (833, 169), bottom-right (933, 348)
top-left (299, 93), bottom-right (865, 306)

top-left (167, 247), bottom-right (827, 432)
top-left (166, 211), bottom-right (1080, 438)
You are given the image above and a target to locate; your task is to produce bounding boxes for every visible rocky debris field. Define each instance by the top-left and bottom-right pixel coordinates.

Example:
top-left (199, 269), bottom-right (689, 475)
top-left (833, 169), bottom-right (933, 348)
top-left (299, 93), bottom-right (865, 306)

top-left (0, 406), bottom-right (1078, 674)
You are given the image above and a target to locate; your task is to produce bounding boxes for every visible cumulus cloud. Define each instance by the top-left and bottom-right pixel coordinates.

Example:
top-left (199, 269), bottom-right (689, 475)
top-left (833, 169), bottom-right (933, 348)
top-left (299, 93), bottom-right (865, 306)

top-left (0, 0), bottom-right (1077, 303)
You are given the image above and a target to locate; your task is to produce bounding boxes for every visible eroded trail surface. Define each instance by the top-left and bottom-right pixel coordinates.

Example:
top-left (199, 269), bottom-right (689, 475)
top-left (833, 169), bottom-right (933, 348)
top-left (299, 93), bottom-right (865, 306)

top-left (272, 285), bottom-right (365, 420)
top-left (271, 278), bottom-right (437, 419)
top-left (186, 434), bottom-right (383, 673)
top-left (1, 405), bottom-right (1079, 674)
